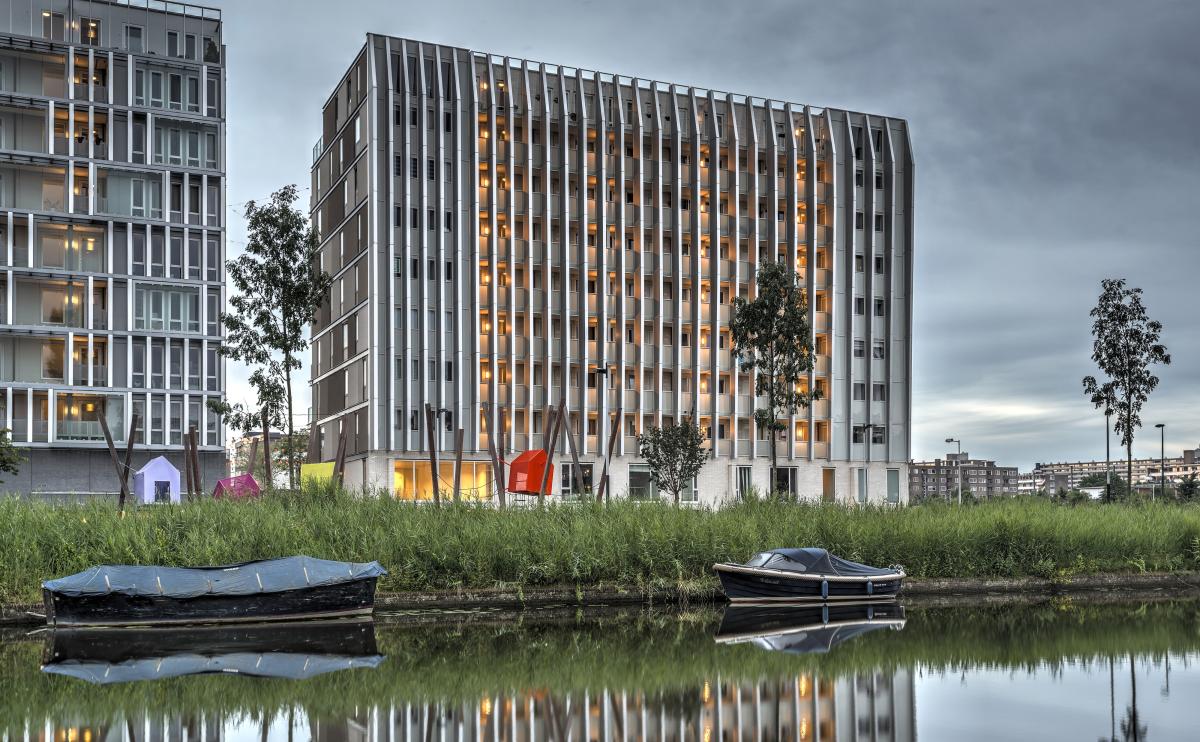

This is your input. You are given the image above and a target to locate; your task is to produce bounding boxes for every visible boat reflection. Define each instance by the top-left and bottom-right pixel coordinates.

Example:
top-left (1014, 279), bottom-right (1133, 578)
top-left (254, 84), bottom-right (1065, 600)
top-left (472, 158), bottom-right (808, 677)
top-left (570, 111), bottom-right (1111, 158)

top-left (41, 618), bottom-right (385, 684)
top-left (716, 601), bottom-right (906, 655)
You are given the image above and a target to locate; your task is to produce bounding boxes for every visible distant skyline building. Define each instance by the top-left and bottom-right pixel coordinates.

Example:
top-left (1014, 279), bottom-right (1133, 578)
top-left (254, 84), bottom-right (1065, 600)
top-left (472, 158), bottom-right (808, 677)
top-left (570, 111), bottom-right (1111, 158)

top-left (1034, 445), bottom-right (1200, 492)
top-left (0, 0), bottom-right (227, 495)
top-left (308, 35), bottom-right (915, 504)
top-left (908, 451), bottom-right (1018, 500)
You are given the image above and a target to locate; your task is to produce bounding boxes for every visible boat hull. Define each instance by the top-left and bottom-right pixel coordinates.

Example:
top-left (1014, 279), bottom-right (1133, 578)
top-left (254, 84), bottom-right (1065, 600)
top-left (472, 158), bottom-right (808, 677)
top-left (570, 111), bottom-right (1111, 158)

top-left (715, 563), bottom-right (902, 603)
top-left (43, 577), bottom-right (379, 627)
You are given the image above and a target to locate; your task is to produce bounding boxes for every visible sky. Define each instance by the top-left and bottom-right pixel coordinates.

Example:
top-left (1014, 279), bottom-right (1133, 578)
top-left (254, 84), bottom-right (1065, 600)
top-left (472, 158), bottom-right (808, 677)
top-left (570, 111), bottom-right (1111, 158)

top-left (214, 0), bottom-right (1200, 471)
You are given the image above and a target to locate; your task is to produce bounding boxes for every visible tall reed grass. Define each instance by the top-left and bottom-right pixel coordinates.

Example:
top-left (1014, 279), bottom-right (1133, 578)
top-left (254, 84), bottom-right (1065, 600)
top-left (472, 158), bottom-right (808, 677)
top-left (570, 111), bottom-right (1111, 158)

top-left (1, 487), bottom-right (1198, 602)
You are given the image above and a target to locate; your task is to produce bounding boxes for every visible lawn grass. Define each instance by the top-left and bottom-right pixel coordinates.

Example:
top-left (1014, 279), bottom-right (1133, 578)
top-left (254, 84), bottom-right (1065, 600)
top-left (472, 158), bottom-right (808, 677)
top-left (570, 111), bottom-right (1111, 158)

top-left (1, 488), bottom-right (1199, 603)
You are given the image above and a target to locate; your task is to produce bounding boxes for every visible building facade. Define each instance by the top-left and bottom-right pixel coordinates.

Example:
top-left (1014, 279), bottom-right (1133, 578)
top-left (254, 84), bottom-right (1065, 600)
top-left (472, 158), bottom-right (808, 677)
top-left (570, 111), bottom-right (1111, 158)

top-left (309, 36), bottom-right (914, 506)
top-left (1035, 445), bottom-right (1200, 492)
top-left (0, 0), bottom-right (226, 495)
top-left (909, 452), bottom-right (1018, 501)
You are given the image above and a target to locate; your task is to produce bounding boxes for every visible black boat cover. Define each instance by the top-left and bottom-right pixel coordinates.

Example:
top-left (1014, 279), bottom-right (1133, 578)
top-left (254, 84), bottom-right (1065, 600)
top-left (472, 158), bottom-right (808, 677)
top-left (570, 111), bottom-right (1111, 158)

top-left (43, 556), bottom-right (387, 599)
top-left (42, 653), bottom-right (386, 684)
top-left (742, 548), bottom-right (897, 577)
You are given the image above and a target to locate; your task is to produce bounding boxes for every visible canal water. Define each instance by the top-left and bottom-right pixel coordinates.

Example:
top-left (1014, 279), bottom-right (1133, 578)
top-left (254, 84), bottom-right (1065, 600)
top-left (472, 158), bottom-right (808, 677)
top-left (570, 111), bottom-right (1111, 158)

top-left (1, 597), bottom-right (1197, 740)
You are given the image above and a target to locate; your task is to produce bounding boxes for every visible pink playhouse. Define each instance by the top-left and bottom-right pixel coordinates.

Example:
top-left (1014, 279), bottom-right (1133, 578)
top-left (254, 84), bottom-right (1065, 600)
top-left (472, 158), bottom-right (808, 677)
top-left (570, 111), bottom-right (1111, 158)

top-left (212, 473), bottom-right (262, 500)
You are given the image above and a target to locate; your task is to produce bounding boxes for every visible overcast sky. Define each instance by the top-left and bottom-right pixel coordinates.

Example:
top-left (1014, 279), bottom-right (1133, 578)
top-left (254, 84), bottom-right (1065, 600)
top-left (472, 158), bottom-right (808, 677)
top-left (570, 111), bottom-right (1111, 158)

top-left (214, 0), bottom-right (1199, 470)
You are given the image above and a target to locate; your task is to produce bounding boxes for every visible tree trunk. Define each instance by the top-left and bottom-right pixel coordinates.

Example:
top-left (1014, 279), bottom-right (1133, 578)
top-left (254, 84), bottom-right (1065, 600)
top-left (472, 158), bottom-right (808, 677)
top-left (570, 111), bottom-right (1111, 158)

top-left (285, 359), bottom-right (296, 491)
top-left (261, 407), bottom-right (272, 489)
top-left (770, 415), bottom-right (779, 501)
top-left (1127, 439), bottom-right (1133, 503)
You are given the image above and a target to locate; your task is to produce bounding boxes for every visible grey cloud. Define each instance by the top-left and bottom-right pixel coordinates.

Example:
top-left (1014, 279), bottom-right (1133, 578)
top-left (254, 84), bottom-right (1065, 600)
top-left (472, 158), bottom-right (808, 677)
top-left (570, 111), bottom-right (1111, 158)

top-left (212, 0), bottom-right (1199, 467)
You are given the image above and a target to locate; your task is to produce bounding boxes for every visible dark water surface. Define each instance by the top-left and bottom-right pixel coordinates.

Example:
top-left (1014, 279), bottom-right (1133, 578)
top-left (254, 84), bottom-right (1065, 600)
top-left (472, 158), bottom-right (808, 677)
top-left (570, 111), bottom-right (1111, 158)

top-left (2, 598), bottom-right (1198, 740)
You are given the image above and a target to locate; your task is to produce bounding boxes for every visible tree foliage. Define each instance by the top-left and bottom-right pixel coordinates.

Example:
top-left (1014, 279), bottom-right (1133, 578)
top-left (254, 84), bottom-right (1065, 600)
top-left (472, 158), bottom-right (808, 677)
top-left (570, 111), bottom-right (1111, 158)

top-left (232, 428), bottom-right (309, 488)
top-left (1178, 473), bottom-right (1198, 502)
top-left (637, 422), bottom-right (708, 505)
top-left (0, 429), bottom-right (22, 482)
top-left (730, 262), bottom-right (819, 496)
top-left (1082, 279), bottom-right (1170, 501)
top-left (213, 185), bottom-right (330, 491)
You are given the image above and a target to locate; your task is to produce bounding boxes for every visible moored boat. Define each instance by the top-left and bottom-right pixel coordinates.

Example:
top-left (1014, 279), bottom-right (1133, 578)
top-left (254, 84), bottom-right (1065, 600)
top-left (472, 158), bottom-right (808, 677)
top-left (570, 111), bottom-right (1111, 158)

top-left (713, 548), bottom-right (903, 603)
top-left (715, 601), bottom-right (906, 654)
top-left (42, 556), bottom-right (387, 627)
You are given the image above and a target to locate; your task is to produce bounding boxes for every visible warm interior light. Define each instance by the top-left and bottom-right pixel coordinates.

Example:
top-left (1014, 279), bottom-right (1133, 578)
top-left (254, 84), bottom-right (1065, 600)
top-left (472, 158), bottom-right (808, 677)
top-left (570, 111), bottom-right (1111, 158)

top-left (85, 238), bottom-right (94, 251)
top-left (84, 403), bottom-right (94, 412)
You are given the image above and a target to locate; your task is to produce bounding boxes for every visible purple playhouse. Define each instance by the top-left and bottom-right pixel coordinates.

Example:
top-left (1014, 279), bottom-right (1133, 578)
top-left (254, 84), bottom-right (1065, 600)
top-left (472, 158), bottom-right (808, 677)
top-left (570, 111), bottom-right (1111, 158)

top-left (133, 456), bottom-right (181, 505)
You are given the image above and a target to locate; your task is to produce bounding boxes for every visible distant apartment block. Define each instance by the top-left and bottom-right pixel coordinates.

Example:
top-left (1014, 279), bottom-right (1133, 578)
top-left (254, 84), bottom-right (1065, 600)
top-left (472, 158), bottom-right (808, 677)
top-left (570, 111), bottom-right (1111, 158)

top-left (0, 0), bottom-right (226, 495)
top-left (1034, 445), bottom-right (1200, 492)
top-left (309, 36), bottom-right (914, 505)
top-left (909, 452), bottom-right (1018, 500)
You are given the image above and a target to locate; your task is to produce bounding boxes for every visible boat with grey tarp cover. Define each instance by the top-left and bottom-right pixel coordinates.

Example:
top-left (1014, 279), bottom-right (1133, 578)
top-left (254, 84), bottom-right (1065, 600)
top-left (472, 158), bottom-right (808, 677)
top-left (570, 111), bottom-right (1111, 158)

top-left (713, 548), bottom-right (904, 602)
top-left (41, 556), bottom-right (387, 627)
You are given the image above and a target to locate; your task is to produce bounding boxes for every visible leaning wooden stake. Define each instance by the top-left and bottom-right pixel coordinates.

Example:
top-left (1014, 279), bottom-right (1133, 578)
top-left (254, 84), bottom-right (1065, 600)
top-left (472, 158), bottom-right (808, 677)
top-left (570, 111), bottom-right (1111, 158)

top-left (183, 432), bottom-right (195, 501)
top-left (246, 437), bottom-right (259, 477)
top-left (424, 403), bottom-right (440, 505)
top-left (596, 407), bottom-right (623, 503)
top-left (260, 409), bottom-right (272, 490)
top-left (98, 413), bottom-right (130, 513)
top-left (537, 404), bottom-right (564, 506)
top-left (563, 406), bottom-right (587, 498)
top-left (452, 427), bottom-right (465, 504)
top-left (332, 430), bottom-right (347, 487)
top-left (481, 401), bottom-right (505, 508)
top-left (189, 427), bottom-right (203, 498)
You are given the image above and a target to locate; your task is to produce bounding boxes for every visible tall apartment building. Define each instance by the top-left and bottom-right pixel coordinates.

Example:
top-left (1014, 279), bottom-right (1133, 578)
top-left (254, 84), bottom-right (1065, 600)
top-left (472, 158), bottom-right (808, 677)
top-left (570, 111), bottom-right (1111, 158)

top-left (309, 36), bottom-right (913, 505)
top-left (909, 452), bottom-right (1018, 501)
top-left (0, 0), bottom-right (226, 495)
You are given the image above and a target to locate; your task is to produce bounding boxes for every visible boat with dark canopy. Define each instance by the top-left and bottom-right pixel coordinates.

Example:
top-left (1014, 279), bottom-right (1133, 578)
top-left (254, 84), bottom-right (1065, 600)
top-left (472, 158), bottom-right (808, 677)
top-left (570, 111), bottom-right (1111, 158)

top-left (42, 556), bottom-right (387, 627)
top-left (715, 601), bottom-right (906, 654)
top-left (42, 619), bottom-right (385, 684)
top-left (713, 548), bottom-right (903, 602)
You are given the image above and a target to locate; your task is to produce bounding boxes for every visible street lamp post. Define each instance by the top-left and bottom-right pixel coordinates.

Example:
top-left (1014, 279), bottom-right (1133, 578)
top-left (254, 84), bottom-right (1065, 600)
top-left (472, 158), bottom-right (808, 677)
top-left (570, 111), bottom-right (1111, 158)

top-left (1155, 423), bottom-right (1165, 501)
top-left (1105, 410), bottom-right (1112, 503)
top-left (945, 437), bottom-right (962, 505)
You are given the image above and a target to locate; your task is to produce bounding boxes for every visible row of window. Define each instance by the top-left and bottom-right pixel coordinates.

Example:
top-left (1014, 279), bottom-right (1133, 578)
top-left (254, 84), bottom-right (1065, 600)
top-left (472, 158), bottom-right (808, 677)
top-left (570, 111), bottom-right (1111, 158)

top-left (129, 337), bottom-right (219, 392)
top-left (39, 13), bottom-right (220, 65)
top-left (851, 383), bottom-right (889, 403)
top-left (129, 394), bottom-right (221, 448)
top-left (130, 230), bottom-right (221, 282)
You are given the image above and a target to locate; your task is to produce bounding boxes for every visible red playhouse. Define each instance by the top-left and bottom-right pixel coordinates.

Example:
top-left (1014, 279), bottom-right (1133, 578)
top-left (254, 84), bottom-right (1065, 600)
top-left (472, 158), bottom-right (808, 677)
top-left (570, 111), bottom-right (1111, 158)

top-left (508, 450), bottom-right (554, 496)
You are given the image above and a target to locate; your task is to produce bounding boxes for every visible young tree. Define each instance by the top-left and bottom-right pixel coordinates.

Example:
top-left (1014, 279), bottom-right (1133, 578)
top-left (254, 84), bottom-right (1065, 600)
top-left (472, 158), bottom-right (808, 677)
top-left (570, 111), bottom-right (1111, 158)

top-left (637, 421), bottom-right (708, 505)
top-left (217, 185), bottom-right (331, 491)
top-left (0, 428), bottom-right (23, 483)
top-left (1082, 279), bottom-right (1171, 502)
top-left (1178, 473), bottom-right (1198, 502)
top-left (730, 261), bottom-right (819, 497)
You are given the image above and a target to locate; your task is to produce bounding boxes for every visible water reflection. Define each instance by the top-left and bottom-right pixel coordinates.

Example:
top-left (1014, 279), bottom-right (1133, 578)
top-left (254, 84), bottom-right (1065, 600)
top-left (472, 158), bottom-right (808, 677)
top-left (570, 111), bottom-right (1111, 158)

top-left (1, 599), bottom-right (1197, 741)
top-left (42, 620), bottom-right (384, 684)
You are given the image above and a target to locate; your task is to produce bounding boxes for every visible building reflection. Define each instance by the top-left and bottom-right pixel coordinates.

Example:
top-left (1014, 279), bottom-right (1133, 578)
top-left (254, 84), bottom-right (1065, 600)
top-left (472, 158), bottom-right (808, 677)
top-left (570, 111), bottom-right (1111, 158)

top-left (305, 670), bottom-right (916, 742)
top-left (19, 714), bottom-right (222, 742)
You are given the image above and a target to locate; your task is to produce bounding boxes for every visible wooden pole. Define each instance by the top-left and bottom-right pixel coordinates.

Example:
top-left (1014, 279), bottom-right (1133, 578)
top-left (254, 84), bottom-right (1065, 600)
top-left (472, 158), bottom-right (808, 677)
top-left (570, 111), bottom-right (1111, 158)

top-left (122, 414), bottom-right (139, 509)
top-left (189, 427), bottom-right (203, 498)
top-left (452, 427), bottom-right (465, 504)
top-left (537, 404), bottom-right (564, 504)
top-left (183, 431), bottom-right (195, 501)
top-left (260, 409), bottom-right (272, 490)
top-left (424, 403), bottom-right (440, 505)
top-left (481, 401), bottom-right (505, 508)
top-left (246, 437), bottom-right (259, 477)
top-left (563, 407), bottom-right (587, 498)
top-left (332, 430), bottom-right (347, 487)
top-left (596, 406), bottom-right (623, 503)
top-left (98, 413), bottom-right (129, 512)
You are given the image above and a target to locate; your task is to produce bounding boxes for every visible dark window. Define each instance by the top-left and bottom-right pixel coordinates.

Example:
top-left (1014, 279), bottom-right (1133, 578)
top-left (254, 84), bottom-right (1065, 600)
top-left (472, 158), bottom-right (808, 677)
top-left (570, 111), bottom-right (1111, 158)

top-left (855, 211), bottom-right (864, 230)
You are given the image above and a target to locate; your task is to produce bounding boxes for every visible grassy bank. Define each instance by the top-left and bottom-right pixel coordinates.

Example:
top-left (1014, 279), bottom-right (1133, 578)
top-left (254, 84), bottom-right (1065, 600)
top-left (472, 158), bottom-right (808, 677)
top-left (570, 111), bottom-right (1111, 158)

top-left (2, 490), bottom-right (1199, 603)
